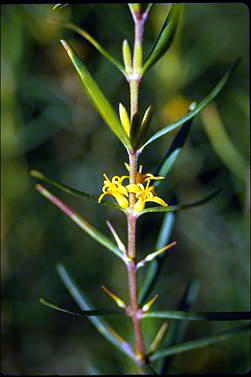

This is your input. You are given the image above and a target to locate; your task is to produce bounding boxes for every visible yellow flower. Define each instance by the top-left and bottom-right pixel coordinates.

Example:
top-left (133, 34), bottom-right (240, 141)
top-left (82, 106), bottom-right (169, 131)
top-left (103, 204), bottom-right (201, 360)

top-left (127, 180), bottom-right (168, 212)
top-left (98, 174), bottom-right (129, 209)
top-left (124, 163), bottom-right (164, 185)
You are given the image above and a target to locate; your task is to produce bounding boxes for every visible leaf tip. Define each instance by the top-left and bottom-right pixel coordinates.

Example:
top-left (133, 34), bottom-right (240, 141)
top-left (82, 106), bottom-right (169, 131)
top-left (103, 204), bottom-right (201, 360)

top-left (30, 170), bottom-right (44, 179)
top-left (35, 183), bottom-right (43, 192)
top-left (60, 39), bottom-right (69, 52)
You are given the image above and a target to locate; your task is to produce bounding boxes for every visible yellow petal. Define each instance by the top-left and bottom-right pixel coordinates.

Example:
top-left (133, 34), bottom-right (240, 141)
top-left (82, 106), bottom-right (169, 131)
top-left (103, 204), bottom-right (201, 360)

top-left (134, 198), bottom-right (145, 212)
top-left (114, 193), bottom-right (129, 209)
top-left (119, 185), bottom-right (129, 197)
top-left (98, 192), bottom-right (107, 203)
top-left (126, 184), bottom-right (142, 193)
top-left (146, 196), bottom-right (168, 207)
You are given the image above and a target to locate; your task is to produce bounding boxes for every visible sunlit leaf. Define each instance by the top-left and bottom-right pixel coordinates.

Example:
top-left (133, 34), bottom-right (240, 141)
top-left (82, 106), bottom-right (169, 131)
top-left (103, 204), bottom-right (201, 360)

top-left (61, 40), bottom-right (131, 149)
top-left (139, 59), bottom-right (241, 153)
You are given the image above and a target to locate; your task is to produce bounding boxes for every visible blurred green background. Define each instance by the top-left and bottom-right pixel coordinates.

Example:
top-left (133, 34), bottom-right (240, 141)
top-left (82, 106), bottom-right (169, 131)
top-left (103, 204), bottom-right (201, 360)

top-left (1, 4), bottom-right (250, 374)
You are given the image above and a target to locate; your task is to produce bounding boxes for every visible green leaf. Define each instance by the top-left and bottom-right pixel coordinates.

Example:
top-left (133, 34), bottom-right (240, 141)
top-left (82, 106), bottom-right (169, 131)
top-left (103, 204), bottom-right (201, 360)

top-left (201, 102), bottom-right (248, 182)
top-left (52, 4), bottom-right (69, 11)
top-left (130, 112), bottom-right (141, 148)
top-left (58, 22), bottom-right (125, 74)
top-left (35, 184), bottom-right (127, 263)
top-left (143, 4), bottom-right (182, 74)
top-left (154, 118), bottom-right (193, 187)
top-left (141, 189), bottom-right (221, 215)
top-left (40, 298), bottom-right (120, 316)
top-left (137, 105), bottom-right (153, 148)
top-left (139, 59), bottom-right (241, 153)
top-left (157, 279), bottom-right (200, 374)
top-left (56, 263), bottom-right (136, 361)
top-left (61, 40), bottom-right (131, 149)
top-left (149, 323), bottom-right (251, 361)
top-left (30, 170), bottom-right (121, 210)
top-left (143, 310), bottom-right (251, 321)
top-left (144, 4), bottom-right (154, 17)
top-left (139, 212), bottom-right (175, 305)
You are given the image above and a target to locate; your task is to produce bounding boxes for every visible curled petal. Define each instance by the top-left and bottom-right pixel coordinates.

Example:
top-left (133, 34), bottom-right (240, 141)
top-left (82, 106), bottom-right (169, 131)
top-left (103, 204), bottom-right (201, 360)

top-left (146, 196), bottom-right (168, 207)
top-left (98, 192), bottom-right (107, 203)
top-left (144, 174), bottom-right (165, 181)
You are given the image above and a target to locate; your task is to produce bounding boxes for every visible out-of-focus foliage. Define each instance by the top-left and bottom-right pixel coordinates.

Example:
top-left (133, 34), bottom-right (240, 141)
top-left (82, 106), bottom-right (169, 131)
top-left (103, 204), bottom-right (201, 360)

top-left (1, 4), bottom-right (249, 374)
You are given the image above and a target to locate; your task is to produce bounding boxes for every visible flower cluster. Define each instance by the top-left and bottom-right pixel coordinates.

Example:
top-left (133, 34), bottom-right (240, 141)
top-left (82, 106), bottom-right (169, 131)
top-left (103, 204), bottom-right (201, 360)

top-left (98, 165), bottom-right (168, 212)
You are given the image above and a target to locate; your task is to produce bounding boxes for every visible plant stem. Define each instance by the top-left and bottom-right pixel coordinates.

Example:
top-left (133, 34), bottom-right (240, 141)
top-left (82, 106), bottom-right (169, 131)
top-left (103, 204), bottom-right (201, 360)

top-left (127, 151), bottom-right (147, 372)
top-left (126, 8), bottom-right (149, 372)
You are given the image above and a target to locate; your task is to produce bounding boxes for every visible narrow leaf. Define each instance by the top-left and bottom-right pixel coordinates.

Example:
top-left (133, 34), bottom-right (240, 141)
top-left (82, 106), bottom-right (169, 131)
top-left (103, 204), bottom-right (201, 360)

top-left (50, 20), bottom-right (125, 73)
top-left (130, 112), bottom-right (141, 147)
top-left (30, 170), bottom-right (120, 210)
top-left (154, 118), bottom-right (193, 187)
top-left (143, 310), bottom-right (251, 321)
top-left (119, 102), bottom-right (130, 136)
top-left (157, 279), bottom-right (200, 374)
top-left (143, 4), bottom-right (154, 18)
top-left (137, 105), bottom-right (153, 147)
top-left (40, 298), bottom-right (119, 316)
top-left (149, 323), bottom-right (251, 361)
top-left (201, 102), bottom-right (247, 181)
top-left (139, 59), bottom-right (241, 153)
top-left (106, 220), bottom-right (127, 254)
top-left (61, 40), bottom-right (131, 149)
top-left (137, 241), bottom-right (176, 270)
top-left (56, 263), bottom-right (136, 361)
top-left (141, 189), bottom-right (221, 214)
top-left (52, 4), bottom-right (69, 11)
top-left (122, 39), bottom-right (132, 74)
top-left (101, 285), bottom-right (127, 309)
top-left (143, 4), bottom-right (182, 73)
top-left (36, 184), bottom-right (126, 262)
top-left (149, 322), bottom-right (169, 354)
top-left (40, 297), bottom-right (82, 316)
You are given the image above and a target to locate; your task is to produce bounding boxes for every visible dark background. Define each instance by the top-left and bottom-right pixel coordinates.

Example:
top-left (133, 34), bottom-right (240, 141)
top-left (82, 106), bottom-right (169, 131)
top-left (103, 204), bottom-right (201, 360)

top-left (1, 4), bottom-right (250, 374)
